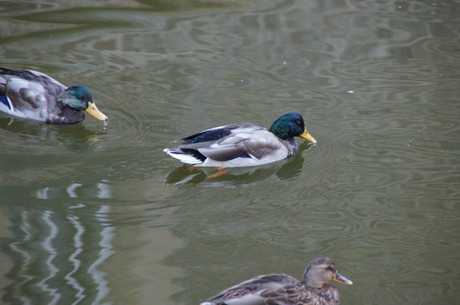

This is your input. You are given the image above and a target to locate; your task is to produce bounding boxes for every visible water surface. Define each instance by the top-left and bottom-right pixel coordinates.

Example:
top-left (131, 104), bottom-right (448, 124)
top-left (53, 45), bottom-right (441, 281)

top-left (1, 0), bottom-right (459, 304)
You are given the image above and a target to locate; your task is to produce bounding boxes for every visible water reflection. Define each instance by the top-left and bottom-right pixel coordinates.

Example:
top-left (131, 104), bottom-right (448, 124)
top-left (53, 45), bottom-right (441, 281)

top-left (0, 117), bottom-right (108, 153)
top-left (89, 205), bottom-right (114, 305)
top-left (66, 207), bottom-right (86, 304)
top-left (1, 0), bottom-right (459, 305)
top-left (4, 203), bottom-right (114, 305)
top-left (36, 182), bottom-right (112, 200)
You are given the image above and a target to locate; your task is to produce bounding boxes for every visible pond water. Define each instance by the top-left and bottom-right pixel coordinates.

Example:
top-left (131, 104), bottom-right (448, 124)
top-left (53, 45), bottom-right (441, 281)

top-left (1, 0), bottom-right (459, 304)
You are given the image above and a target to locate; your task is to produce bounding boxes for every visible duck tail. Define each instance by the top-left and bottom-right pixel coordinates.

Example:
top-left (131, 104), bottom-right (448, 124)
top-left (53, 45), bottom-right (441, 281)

top-left (163, 148), bottom-right (206, 165)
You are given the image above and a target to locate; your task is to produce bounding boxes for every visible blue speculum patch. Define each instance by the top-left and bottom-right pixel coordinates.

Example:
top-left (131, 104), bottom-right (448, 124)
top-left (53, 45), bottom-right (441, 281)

top-left (0, 95), bottom-right (12, 110)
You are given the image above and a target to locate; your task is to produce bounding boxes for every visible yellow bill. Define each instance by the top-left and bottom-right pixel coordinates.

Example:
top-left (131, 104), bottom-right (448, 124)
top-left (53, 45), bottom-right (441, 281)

top-left (299, 128), bottom-right (317, 144)
top-left (86, 102), bottom-right (108, 121)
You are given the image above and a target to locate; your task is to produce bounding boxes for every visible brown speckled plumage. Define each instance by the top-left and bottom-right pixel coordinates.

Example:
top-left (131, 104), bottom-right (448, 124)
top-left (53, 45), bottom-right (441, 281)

top-left (200, 257), bottom-right (352, 305)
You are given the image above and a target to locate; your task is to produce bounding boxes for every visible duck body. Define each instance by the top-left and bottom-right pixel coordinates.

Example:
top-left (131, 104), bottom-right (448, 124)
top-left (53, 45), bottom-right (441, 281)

top-left (0, 67), bottom-right (107, 124)
top-left (164, 112), bottom-right (317, 168)
top-left (200, 257), bottom-right (352, 305)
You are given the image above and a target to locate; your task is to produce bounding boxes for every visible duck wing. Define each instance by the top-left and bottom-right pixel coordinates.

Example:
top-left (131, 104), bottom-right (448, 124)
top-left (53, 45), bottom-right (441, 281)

top-left (202, 273), bottom-right (301, 305)
top-left (0, 68), bottom-right (66, 118)
top-left (264, 284), bottom-right (340, 305)
top-left (178, 123), bottom-right (245, 144)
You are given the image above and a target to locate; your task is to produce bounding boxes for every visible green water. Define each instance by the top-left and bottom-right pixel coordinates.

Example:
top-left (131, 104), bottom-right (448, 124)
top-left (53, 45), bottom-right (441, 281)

top-left (1, 1), bottom-right (459, 304)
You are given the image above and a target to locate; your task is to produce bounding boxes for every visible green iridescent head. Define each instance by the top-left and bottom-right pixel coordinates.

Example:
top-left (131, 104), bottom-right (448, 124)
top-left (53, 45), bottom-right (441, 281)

top-left (269, 112), bottom-right (317, 143)
top-left (61, 86), bottom-right (108, 121)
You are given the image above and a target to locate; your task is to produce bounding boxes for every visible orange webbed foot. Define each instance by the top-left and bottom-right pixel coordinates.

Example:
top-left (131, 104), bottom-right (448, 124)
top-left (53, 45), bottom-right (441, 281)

top-left (206, 167), bottom-right (228, 180)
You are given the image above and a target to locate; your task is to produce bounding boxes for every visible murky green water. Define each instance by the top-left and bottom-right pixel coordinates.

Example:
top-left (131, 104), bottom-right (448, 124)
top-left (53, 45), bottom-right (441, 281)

top-left (1, 0), bottom-right (459, 304)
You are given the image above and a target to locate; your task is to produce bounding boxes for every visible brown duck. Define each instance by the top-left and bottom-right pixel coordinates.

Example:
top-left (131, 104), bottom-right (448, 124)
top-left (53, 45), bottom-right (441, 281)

top-left (200, 257), bottom-right (352, 305)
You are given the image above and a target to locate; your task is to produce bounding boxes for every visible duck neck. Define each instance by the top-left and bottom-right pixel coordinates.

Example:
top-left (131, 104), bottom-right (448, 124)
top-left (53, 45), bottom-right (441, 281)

top-left (287, 138), bottom-right (298, 155)
top-left (56, 91), bottom-right (69, 107)
top-left (302, 270), bottom-right (324, 289)
top-left (269, 125), bottom-right (289, 140)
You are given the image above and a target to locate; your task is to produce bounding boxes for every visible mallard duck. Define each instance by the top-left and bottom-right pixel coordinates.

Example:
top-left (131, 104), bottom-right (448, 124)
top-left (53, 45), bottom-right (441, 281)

top-left (0, 67), bottom-right (108, 124)
top-left (200, 257), bottom-right (352, 305)
top-left (163, 112), bottom-right (317, 168)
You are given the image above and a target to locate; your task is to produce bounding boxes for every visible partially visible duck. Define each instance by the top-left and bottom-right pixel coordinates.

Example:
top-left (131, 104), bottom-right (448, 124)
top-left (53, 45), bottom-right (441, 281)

top-left (200, 257), bottom-right (352, 305)
top-left (0, 67), bottom-right (108, 124)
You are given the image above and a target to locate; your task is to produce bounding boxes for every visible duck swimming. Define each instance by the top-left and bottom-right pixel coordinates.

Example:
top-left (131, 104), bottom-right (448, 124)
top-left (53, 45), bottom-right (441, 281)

top-left (200, 257), bottom-right (352, 305)
top-left (164, 112), bottom-right (317, 168)
top-left (0, 67), bottom-right (108, 124)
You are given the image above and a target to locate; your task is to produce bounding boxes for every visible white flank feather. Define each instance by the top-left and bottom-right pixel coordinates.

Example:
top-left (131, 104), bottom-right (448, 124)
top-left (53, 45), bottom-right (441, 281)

top-left (163, 148), bottom-right (203, 165)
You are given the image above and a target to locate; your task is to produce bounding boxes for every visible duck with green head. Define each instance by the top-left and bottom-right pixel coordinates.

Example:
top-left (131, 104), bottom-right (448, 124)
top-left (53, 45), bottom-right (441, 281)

top-left (163, 112), bottom-right (317, 168)
top-left (0, 67), bottom-right (108, 124)
top-left (200, 257), bottom-right (353, 305)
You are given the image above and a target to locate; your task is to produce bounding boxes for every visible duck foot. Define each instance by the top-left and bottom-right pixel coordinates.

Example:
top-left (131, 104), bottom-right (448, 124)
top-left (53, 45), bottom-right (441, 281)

top-left (186, 166), bottom-right (199, 173)
top-left (206, 167), bottom-right (228, 180)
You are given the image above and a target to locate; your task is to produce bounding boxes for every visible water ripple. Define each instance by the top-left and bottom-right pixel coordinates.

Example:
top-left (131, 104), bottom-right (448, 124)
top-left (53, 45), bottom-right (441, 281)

top-left (3, 205), bottom-right (115, 305)
top-left (1, 1), bottom-right (460, 305)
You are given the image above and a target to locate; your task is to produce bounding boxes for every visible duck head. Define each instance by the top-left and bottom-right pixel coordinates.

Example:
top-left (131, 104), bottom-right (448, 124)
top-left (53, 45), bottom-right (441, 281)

top-left (302, 257), bottom-right (353, 288)
top-left (269, 112), bottom-right (317, 143)
top-left (61, 86), bottom-right (108, 121)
